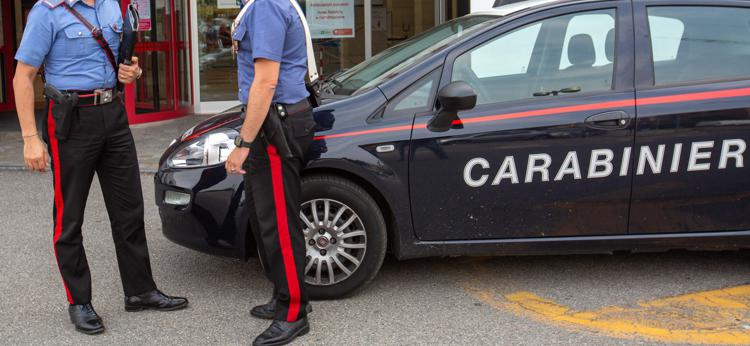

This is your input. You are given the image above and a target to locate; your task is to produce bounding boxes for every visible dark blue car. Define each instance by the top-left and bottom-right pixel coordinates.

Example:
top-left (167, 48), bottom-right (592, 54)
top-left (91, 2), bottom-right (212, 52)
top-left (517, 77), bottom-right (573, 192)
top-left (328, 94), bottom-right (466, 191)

top-left (156, 0), bottom-right (750, 298)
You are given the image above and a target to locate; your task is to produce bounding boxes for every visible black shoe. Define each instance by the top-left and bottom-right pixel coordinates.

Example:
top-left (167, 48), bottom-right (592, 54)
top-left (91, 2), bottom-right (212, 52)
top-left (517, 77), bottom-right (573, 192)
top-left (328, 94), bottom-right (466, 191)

top-left (124, 289), bottom-right (188, 312)
top-left (251, 298), bottom-right (277, 319)
top-left (68, 303), bottom-right (105, 335)
top-left (251, 299), bottom-right (313, 320)
top-left (253, 318), bottom-right (310, 346)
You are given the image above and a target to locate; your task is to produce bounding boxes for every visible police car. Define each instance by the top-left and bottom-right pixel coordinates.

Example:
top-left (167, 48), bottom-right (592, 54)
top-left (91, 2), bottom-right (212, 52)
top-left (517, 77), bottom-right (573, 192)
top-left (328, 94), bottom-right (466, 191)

top-left (156, 0), bottom-right (750, 298)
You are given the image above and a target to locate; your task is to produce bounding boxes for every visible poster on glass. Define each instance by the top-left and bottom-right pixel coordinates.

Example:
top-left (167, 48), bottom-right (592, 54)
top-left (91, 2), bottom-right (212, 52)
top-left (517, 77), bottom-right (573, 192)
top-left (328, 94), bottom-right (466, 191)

top-left (306, 0), bottom-right (355, 39)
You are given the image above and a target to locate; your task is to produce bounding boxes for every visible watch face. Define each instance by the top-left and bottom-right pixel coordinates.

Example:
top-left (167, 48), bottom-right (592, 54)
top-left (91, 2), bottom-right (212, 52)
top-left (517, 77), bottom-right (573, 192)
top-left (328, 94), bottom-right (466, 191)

top-left (234, 136), bottom-right (242, 147)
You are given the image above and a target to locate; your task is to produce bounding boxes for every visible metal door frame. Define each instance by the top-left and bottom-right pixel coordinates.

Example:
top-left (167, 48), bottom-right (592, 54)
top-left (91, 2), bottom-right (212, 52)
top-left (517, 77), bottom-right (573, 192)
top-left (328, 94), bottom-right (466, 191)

top-left (0, 0), bottom-right (16, 112)
top-left (123, 0), bottom-right (192, 124)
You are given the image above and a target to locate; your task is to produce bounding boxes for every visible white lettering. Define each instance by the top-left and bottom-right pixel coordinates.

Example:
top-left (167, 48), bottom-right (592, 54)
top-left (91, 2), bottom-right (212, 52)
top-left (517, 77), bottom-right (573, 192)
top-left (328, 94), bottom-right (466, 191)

top-left (464, 158), bottom-right (490, 187)
top-left (670, 143), bottom-right (683, 173)
top-left (719, 139), bottom-right (746, 169)
top-left (620, 147), bottom-right (631, 176)
top-left (554, 151), bottom-right (582, 181)
top-left (637, 145), bottom-right (666, 175)
top-left (525, 154), bottom-right (552, 183)
top-left (588, 149), bottom-right (614, 179)
top-left (463, 138), bottom-right (744, 188)
top-left (492, 156), bottom-right (520, 185)
top-left (688, 141), bottom-right (714, 172)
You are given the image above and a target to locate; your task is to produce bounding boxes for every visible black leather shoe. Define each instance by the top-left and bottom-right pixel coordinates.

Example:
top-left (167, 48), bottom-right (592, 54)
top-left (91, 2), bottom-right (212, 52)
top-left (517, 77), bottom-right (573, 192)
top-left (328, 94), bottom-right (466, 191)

top-left (68, 303), bottom-right (105, 335)
top-left (251, 298), bottom-right (277, 319)
top-left (253, 318), bottom-right (310, 346)
top-left (124, 289), bottom-right (188, 312)
top-left (251, 299), bottom-right (313, 320)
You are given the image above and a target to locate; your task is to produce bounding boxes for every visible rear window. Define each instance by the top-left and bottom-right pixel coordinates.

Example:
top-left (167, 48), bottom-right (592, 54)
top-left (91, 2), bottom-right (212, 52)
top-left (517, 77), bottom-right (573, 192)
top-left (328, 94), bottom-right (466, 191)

top-left (647, 6), bottom-right (750, 86)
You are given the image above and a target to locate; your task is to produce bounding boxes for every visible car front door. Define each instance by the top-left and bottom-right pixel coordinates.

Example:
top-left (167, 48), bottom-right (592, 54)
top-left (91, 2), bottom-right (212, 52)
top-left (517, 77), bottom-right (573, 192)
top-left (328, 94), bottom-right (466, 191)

top-left (409, 1), bottom-right (637, 241)
top-left (629, 1), bottom-right (750, 234)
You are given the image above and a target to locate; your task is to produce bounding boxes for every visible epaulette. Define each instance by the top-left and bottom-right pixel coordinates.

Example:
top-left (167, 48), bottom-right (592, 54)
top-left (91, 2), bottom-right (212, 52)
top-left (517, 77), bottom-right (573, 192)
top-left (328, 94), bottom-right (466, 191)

top-left (39, 0), bottom-right (66, 9)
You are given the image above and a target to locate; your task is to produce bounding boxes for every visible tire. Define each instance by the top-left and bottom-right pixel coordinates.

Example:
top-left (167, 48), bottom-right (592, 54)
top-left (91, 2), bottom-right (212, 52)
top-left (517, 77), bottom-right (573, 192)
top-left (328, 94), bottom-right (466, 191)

top-left (300, 175), bottom-right (387, 299)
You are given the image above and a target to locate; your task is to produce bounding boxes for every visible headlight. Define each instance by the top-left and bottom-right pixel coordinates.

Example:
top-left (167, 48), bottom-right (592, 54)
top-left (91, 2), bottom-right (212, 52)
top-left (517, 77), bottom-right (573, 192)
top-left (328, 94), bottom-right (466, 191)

top-left (168, 128), bottom-right (238, 168)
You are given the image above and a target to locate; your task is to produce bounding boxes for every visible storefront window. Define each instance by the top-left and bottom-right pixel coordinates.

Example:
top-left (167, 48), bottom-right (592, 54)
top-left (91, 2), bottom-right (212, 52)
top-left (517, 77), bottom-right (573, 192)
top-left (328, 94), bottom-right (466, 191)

top-left (299, 0), bottom-right (364, 78)
top-left (174, 0), bottom-right (191, 107)
top-left (197, 0), bottom-right (240, 102)
top-left (127, 0), bottom-right (192, 116)
top-left (192, 0), bottom-right (470, 106)
top-left (372, 0), bottom-right (436, 57)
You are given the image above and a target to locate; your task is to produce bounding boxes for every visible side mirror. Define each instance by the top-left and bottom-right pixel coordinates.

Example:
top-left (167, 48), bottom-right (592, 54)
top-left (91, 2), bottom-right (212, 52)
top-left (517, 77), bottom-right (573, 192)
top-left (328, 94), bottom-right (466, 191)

top-left (427, 81), bottom-right (477, 132)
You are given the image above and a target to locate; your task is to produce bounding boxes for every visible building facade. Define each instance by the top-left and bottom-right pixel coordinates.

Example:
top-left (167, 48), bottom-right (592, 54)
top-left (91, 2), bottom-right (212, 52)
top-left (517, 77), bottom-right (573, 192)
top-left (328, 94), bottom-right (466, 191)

top-left (0, 0), bottom-right (487, 122)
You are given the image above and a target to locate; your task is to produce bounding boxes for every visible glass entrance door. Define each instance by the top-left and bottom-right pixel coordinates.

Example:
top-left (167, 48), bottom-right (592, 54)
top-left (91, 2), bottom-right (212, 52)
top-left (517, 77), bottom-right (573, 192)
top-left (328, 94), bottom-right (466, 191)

top-left (0, 0), bottom-right (15, 112)
top-left (131, 0), bottom-right (191, 121)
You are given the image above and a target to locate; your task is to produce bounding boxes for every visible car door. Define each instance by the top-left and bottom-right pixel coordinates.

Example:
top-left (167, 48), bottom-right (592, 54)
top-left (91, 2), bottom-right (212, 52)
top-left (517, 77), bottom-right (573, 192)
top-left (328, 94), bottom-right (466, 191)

top-left (409, 1), bottom-right (636, 241)
top-left (629, 0), bottom-right (750, 234)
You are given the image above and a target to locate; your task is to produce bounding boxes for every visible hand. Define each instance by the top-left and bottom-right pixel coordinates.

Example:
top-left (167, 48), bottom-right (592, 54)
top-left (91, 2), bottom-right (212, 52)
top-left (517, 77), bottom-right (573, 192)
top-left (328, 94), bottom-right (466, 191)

top-left (23, 136), bottom-right (49, 172)
top-left (118, 56), bottom-right (141, 85)
top-left (225, 147), bottom-right (250, 175)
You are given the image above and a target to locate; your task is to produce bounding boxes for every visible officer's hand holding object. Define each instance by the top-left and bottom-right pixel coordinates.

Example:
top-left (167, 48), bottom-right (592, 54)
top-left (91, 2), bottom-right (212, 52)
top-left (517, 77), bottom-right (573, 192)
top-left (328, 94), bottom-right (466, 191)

top-left (118, 56), bottom-right (141, 85)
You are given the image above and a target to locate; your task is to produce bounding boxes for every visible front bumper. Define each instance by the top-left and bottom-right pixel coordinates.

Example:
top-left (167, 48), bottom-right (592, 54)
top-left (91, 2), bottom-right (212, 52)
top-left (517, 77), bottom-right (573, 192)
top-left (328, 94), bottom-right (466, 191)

top-left (155, 165), bottom-right (248, 259)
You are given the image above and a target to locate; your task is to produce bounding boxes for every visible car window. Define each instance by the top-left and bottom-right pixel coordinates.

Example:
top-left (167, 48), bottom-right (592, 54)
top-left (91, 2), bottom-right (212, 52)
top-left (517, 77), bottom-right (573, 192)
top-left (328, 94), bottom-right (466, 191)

top-left (648, 16), bottom-right (684, 62)
top-left (451, 9), bottom-right (616, 106)
top-left (470, 23), bottom-right (542, 79)
top-left (328, 15), bottom-right (496, 96)
top-left (393, 78), bottom-right (435, 111)
top-left (648, 6), bottom-right (750, 86)
top-left (559, 14), bottom-right (615, 69)
top-left (384, 69), bottom-right (440, 117)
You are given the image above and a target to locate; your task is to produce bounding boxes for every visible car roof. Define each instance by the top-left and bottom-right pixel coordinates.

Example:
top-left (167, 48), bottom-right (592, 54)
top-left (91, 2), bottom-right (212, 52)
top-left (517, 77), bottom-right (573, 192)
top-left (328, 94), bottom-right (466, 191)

top-left (471, 0), bottom-right (579, 17)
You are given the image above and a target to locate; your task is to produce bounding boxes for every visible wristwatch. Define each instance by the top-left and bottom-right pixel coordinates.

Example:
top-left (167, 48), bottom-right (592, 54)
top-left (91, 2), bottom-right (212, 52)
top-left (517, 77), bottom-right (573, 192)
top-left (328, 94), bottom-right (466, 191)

top-left (234, 136), bottom-right (253, 149)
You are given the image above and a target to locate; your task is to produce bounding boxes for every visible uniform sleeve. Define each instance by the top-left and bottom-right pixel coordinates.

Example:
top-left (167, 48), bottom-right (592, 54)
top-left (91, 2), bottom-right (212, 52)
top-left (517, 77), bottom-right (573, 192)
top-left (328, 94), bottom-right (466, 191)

top-left (248, 0), bottom-right (289, 62)
top-left (14, 5), bottom-right (54, 68)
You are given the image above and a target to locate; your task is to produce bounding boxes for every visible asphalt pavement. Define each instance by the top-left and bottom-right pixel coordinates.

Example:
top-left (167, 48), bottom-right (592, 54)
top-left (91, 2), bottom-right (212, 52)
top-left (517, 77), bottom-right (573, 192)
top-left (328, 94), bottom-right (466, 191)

top-left (0, 170), bottom-right (748, 345)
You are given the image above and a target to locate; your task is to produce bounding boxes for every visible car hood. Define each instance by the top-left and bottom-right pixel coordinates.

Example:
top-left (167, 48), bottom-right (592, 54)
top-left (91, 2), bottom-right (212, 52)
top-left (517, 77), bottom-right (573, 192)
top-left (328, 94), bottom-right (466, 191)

top-left (178, 105), bottom-right (245, 143)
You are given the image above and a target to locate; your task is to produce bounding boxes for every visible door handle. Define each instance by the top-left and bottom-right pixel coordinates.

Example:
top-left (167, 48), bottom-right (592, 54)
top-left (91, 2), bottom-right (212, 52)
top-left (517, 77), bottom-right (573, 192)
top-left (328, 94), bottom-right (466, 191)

top-left (585, 111), bottom-right (631, 130)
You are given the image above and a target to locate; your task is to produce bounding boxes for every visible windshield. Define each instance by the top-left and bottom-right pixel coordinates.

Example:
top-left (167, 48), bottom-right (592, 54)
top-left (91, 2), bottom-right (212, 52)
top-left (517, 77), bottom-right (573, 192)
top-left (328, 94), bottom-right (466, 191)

top-left (327, 15), bottom-right (498, 96)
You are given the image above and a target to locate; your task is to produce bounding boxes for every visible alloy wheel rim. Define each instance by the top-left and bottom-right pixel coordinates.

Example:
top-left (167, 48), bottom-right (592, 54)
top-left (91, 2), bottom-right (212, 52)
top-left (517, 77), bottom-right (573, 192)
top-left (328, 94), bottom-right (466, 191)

top-left (300, 198), bottom-right (367, 286)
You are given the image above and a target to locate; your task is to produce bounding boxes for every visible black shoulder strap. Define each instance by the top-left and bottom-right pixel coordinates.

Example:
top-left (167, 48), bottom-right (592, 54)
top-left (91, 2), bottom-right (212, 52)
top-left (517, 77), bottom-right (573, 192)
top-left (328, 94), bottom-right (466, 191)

top-left (62, 3), bottom-right (118, 72)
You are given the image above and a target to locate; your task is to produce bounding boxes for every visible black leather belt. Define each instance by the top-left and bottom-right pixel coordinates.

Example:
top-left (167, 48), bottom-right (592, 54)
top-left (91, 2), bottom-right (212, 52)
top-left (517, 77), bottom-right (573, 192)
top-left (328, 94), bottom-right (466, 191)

top-left (273, 99), bottom-right (311, 119)
top-left (65, 88), bottom-right (119, 107)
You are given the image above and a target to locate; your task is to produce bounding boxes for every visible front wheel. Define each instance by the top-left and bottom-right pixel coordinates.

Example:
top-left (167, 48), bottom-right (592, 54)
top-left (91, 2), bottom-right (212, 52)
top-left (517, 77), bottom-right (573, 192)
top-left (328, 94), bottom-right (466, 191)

top-left (300, 175), bottom-right (387, 299)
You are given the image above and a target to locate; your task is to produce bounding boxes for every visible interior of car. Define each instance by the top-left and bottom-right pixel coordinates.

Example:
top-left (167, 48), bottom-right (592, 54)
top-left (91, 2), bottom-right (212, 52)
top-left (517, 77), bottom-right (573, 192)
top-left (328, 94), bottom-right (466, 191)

top-left (453, 9), bottom-right (616, 106)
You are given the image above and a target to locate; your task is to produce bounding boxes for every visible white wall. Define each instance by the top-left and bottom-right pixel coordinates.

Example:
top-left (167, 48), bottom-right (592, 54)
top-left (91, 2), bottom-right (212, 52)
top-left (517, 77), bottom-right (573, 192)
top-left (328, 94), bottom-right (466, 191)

top-left (470, 0), bottom-right (496, 12)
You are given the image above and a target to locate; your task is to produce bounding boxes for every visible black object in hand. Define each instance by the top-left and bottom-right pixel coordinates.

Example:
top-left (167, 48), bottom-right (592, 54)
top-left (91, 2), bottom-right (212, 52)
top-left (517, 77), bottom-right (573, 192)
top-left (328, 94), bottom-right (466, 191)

top-left (117, 4), bottom-right (140, 91)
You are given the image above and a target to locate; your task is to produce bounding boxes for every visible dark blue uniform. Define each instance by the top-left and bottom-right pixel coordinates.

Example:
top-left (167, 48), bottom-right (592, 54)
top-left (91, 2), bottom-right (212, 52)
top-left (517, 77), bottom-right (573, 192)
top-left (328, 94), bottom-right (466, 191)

top-left (16, 0), bottom-right (156, 305)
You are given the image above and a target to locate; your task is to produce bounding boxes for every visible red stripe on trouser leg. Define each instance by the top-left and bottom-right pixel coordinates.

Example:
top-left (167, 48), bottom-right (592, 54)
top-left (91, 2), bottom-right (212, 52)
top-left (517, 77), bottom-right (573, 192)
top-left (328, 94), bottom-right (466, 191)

top-left (47, 102), bottom-right (74, 305)
top-left (266, 144), bottom-right (302, 322)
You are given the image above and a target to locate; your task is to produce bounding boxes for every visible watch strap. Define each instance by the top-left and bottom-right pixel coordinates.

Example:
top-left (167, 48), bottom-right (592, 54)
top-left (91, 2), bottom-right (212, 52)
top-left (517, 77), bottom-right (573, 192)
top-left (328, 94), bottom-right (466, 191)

top-left (235, 137), bottom-right (253, 149)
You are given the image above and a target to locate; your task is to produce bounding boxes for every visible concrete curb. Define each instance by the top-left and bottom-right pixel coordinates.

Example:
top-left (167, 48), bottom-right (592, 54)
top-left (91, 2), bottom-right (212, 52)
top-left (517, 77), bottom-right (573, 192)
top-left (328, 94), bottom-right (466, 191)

top-left (0, 165), bottom-right (28, 171)
top-left (0, 164), bottom-right (157, 174)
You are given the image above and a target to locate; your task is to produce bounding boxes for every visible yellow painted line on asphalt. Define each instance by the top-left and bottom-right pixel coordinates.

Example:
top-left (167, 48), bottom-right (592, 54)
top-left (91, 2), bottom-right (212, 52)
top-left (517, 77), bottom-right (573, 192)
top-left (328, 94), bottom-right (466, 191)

top-left (464, 284), bottom-right (750, 344)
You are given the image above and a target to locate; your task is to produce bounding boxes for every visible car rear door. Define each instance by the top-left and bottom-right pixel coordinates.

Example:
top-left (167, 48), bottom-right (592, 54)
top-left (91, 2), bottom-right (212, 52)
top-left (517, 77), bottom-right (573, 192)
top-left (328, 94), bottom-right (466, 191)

top-left (409, 1), bottom-right (637, 241)
top-left (629, 0), bottom-right (750, 234)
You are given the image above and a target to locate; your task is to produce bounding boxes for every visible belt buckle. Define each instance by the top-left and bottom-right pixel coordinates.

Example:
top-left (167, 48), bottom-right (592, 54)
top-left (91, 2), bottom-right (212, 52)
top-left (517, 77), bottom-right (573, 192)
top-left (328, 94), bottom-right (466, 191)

top-left (94, 89), bottom-right (113, 105)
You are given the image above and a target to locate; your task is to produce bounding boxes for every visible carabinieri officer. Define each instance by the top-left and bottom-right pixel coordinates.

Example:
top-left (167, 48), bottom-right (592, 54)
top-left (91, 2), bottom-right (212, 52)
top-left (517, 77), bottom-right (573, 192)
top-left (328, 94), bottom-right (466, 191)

top-left (13, 0), bottom-right (187, 335)
top-left (224, 0), bottom-right (317, 345)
